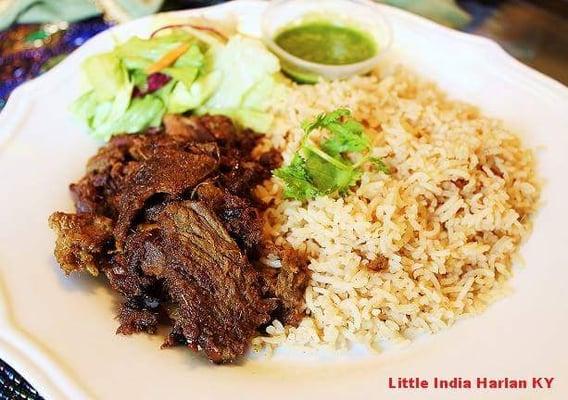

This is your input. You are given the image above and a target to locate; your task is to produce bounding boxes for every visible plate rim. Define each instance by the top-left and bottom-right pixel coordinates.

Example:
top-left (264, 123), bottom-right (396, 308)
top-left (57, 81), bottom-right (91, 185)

top-left (1, 1), bottom-right (568, 398)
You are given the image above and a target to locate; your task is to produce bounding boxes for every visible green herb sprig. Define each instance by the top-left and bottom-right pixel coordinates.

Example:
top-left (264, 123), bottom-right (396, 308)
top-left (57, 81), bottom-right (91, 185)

top-left (274, 108), bottom-right (389, 201)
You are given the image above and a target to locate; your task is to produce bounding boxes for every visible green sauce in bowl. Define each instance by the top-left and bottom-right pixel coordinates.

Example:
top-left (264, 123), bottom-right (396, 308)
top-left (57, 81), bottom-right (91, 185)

top-left (274, 22), bottom-right (377, 66)
top-left (262, 0), bottom-right (392, 83)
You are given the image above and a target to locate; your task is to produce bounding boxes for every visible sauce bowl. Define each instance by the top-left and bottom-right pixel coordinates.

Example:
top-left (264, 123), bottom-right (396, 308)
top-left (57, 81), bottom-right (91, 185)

top-left (261, 0), bottom-right (393, 82)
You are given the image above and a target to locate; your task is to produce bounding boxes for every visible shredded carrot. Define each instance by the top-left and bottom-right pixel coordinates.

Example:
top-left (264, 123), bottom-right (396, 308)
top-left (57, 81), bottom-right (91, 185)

top-left (146, 42), bottom-right (191, 74)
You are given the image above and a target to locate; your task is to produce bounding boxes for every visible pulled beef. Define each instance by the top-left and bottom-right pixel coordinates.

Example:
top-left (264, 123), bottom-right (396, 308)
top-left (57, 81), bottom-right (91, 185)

top-left (259, 246), bottom-right (310, 326)
top-left (105, 228), bottom-right (158, 298)
top-left (113, 148), bottom-right (218, 247)
top-left (48, 114), bottom-right (309, 364)
top-left (220, 160), bottom-right (272, 197)
top-left (71, 133), bottom-right (149, 217)
top-left (136, 201), bottom-right (275, 363)
top-left (196, 183), bottom-right (264, 256)
top-left (48, 212), bottom-right (113, 275)
top-left (259, 148), bottom-right (284, 171)
top-left (163, 114), bottom-right (214, 143)
top-left (199, 114), bottom-right (237, 145)
top-left (117, 302), bottom-right (159, 335)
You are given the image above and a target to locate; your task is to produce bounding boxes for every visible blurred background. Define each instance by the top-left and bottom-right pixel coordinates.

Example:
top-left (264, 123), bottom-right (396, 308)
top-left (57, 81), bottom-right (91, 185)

top-left (0, 0), bottom-right (567, 397)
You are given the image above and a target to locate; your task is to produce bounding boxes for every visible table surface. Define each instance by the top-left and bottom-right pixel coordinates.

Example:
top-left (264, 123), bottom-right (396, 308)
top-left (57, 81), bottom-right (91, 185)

top-left (0, 1), bottom-right (567, 399)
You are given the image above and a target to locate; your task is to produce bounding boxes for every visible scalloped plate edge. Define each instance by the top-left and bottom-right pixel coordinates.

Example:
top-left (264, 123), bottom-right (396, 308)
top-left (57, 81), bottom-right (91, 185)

top-left (0, 1), bottom-right (567, 398)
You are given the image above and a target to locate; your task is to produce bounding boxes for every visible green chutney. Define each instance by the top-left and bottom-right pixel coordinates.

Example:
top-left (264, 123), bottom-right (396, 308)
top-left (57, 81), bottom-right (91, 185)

top-left (274, 22), bottom-right (377, 66)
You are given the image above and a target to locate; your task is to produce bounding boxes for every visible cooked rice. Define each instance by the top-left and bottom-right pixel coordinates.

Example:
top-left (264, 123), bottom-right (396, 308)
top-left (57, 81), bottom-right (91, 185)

top-left (253, 66), bottom-right (540, 353)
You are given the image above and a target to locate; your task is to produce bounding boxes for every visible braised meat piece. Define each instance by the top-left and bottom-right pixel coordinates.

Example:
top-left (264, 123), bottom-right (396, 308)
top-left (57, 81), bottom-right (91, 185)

top-left (104, 228), bottom-right (158, 299)
top-left (163, 114), bottom-right (239, 146)
top-left (49, 114), bottom-right (309, 364)
top-left (259, 247), bottom-right (310, 326)
top-left (275, 248), bottom-right (311, 326)
top-left (259, 148), bottom-right (284, 171)
top-left (163, 114), bottom-right (214, 142)
top-left (196, 183), bottom-right (264, 255)
top-left (48, 212), bottom-right (113, 275)
top-left (70, 130), bottom-right (211, 219)
top-left (117, 302), bottom-right (159, 335)
top-left (233, 128), bottom-right (262, 156)
top-left (220, 160), bottom-right (273, 197)
top-left (132, 201), bottom-right (275, 363)
top-left (70, 177), bottom-right (107, 215)
top-left (199, 114), bottom-right (237, 145)
top-left (114, 148), bottom-right (217, 247)
top-left (70, 133), bottom-right (147, 217)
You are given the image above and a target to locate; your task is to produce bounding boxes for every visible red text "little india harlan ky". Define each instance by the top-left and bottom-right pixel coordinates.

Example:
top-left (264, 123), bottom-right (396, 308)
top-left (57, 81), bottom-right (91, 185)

top-left (388, 377), bottom-right (555, 389)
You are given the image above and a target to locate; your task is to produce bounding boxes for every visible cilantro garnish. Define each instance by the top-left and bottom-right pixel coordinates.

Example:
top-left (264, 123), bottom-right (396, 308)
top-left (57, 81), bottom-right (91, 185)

top-left (274, 108), bottom-right (389, 201)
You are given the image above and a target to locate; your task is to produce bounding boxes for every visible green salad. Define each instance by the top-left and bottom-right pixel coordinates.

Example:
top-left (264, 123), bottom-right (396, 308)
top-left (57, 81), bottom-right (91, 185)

top-left (72, 27), bottom-right (282, 140)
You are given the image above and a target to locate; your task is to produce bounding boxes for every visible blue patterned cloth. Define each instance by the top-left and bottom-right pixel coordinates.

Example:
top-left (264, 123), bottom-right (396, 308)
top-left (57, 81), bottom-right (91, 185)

top-left (0, 18), bottom-right (111, 110)
top-left (0, 359), bottom-right (42, 400)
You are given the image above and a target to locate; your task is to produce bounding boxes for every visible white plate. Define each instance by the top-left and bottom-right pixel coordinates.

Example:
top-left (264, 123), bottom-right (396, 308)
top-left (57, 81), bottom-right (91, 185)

top-left (1, 1), bottom-right (568, 399)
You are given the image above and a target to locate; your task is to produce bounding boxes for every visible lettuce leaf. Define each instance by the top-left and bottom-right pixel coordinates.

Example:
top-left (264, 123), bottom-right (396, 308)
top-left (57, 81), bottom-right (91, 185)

top-left (113, 31), bottom-right (197, 70)
top-left (82, 52), bottom-right (128, 101)
top-left (168, 71), bottom-right (221, 114)
top-left (204, 35), bottom-right (279, 110)
top-left (72, 29), bottom-right (282, 140)
top-left (162, 44), bottom-right (203, 87)
top-left (197, 35), bottom-right (283, 132)
top-left (70, 90), bottom-right (99, 127)
top-left (93, 95), bottom-right (165, 140)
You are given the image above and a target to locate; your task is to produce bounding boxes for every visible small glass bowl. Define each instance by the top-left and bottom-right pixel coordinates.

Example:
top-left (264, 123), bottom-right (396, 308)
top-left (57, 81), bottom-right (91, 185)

top-left (262, 0), bottom-right (393, 83)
